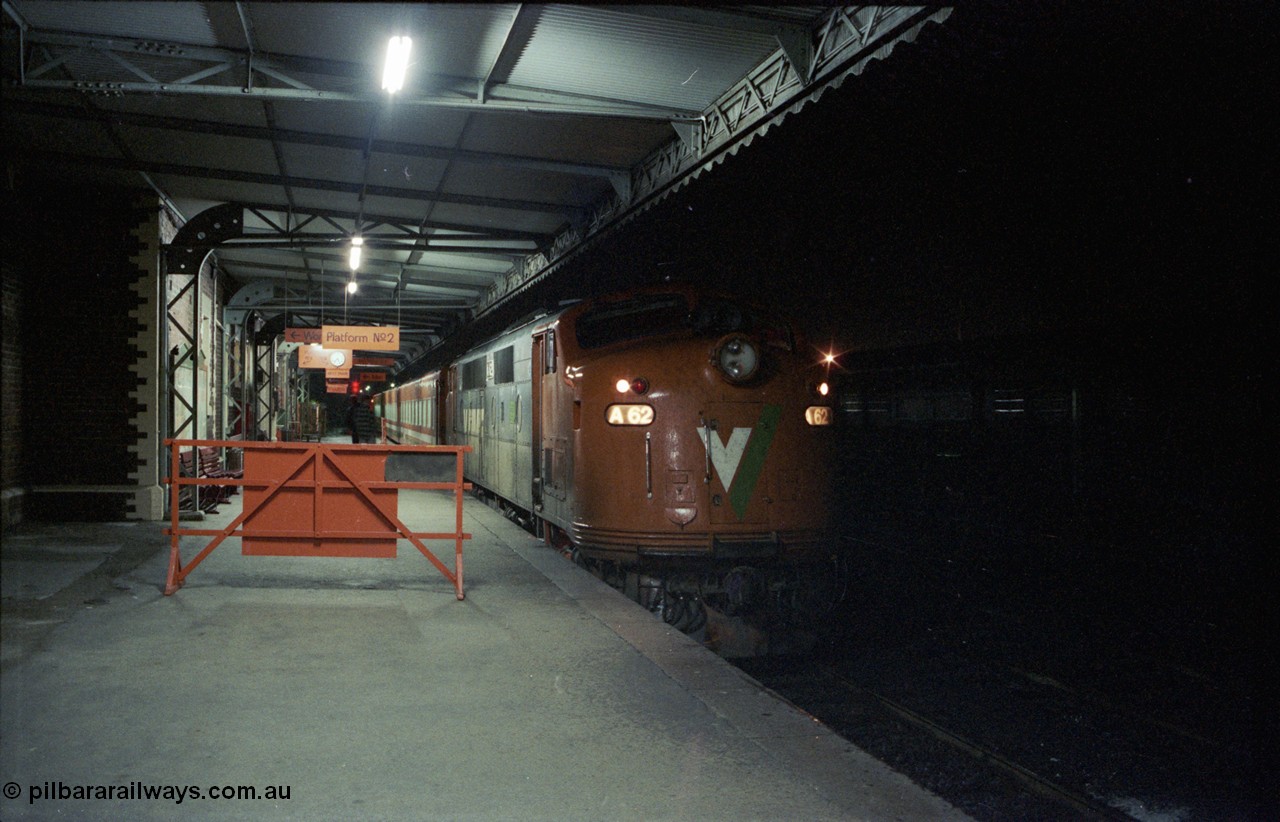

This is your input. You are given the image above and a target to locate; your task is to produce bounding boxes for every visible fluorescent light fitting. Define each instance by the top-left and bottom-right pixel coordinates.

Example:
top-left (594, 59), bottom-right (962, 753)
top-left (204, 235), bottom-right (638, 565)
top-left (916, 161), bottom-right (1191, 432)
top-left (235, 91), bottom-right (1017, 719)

top-left (382, 36), bottom-right (412, 93)
top-left (349, 236), bottom-right (363, 270)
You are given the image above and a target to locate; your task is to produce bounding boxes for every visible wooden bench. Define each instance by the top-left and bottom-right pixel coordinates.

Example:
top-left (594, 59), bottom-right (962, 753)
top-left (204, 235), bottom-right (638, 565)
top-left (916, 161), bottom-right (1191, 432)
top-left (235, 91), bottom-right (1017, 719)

top-left (177, 447), bottom-right (242, 512)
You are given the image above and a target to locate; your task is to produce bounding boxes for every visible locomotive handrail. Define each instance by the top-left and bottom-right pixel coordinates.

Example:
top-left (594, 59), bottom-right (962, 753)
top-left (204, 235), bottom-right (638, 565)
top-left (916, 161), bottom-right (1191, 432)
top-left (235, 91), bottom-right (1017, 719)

top-left (162, 438), bottom-right (473, 598)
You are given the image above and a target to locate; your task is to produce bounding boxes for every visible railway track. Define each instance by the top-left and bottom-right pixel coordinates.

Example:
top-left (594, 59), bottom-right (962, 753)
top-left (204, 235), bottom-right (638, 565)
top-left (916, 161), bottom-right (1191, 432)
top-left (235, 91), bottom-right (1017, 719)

top-left (733, 527), bottom-right (1267, 820)
top-left (816, 666), bottom-right (1138, 821)
top-left (740, 655), bottom-right (1146, 821)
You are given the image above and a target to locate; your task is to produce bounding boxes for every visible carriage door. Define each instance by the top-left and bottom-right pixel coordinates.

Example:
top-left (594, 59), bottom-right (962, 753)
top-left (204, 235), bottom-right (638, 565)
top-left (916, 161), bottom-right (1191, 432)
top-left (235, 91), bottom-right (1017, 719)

top-left (702, 402), bottom-right (778, 525)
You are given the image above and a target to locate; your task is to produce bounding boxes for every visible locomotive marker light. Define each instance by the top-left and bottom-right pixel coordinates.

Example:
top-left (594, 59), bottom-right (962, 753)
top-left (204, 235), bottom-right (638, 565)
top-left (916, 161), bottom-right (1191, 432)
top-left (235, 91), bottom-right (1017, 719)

top-left (714, 335), bottom-right (760, 383)
top-left (615, 376), bottom-right (649, 394)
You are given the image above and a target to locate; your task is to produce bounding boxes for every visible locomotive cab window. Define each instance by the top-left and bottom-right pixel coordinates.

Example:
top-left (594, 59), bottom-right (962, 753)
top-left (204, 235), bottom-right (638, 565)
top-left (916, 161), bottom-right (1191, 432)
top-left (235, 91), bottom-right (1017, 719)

top-left (543, 330), bottom-right (556, 374)
top-left (691, 297), bottom-right (795, 351)
top-left (575, 294), bottom-right (689, 349)
top-left (575, 293), bottom-right (795, 352)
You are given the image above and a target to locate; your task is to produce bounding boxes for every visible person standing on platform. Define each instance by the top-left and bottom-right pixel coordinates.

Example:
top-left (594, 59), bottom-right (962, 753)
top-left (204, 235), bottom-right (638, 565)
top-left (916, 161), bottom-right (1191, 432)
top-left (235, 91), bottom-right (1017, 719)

top-left (346, 395), bottom-right (363, 443)
top-left (347, 395), bottom-right (378, 444)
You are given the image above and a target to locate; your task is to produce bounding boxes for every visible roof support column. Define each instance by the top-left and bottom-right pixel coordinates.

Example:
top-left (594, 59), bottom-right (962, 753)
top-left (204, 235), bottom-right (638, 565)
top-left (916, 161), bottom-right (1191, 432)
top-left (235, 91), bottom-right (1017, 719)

top-left (126, 197), bottom-right (168, 520)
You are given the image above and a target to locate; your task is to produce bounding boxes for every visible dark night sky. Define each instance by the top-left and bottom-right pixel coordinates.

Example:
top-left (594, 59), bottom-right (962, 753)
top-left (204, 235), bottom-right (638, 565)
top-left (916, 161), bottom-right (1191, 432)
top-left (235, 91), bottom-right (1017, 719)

top-left (559, 3), bottom-right (1272, 362)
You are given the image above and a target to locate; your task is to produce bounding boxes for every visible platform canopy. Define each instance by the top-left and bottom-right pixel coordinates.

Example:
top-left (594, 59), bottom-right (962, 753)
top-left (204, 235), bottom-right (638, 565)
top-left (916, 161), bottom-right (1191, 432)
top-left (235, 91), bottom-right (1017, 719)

top-left (1, 2), bottom-right (950, 361)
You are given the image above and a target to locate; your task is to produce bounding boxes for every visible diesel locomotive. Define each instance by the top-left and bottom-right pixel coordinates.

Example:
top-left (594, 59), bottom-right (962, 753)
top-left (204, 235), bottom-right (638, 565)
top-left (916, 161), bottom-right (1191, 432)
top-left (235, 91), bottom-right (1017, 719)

top-left (377, 285), bottom-right (844, 654)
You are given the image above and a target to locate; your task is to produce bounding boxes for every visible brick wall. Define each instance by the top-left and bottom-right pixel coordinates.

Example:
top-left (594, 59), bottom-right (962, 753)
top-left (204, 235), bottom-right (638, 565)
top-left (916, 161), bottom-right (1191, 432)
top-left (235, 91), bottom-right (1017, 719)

top-left (3, 179), bottom-right (165, 521)
top-left (1, 255), bottom-right (22, 528)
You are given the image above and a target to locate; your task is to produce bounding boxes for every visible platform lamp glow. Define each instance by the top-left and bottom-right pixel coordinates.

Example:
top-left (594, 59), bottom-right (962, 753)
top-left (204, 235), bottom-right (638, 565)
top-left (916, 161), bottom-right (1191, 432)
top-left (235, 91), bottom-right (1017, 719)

top-left (347, 235), bottom-right (362, 293)
top-left (382, 36), bottom-right (412, 93)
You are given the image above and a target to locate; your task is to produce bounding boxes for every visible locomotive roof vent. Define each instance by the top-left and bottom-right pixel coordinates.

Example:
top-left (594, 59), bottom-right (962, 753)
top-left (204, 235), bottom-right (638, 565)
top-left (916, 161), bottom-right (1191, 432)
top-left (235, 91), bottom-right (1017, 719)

top-left (714, 334), bottom-right (760, 384)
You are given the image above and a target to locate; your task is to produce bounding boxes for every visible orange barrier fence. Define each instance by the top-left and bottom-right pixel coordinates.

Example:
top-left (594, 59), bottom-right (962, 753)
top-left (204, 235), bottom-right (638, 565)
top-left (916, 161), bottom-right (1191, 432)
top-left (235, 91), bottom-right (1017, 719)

top-left (163, 439), bottom-right (472, 599)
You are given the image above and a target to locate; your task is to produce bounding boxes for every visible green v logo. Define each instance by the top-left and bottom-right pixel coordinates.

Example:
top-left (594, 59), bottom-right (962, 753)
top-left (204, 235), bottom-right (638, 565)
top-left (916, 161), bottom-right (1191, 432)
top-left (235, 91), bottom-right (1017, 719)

top-left (696, 404), bottom-right (781, 520)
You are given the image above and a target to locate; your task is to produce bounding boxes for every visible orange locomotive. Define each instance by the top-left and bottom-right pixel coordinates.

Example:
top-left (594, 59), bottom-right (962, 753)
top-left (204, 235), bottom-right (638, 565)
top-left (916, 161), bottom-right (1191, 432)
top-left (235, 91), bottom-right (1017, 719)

top-left (379, 285), bottom-right (844, 652)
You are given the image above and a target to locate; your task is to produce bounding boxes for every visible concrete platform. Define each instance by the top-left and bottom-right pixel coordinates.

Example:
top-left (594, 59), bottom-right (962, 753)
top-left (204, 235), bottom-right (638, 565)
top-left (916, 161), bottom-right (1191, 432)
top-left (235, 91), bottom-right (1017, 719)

top-left (2, 487), bottom-right (970, 821)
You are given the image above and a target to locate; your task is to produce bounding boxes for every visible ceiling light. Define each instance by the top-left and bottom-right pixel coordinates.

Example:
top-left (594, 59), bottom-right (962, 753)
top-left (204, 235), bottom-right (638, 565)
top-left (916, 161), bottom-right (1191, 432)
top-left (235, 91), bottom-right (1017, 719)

top-left (349, 235), bottom-right (363, 270)
top-left (382, 36), bottom-right (412, 93)
top-left (346, 279), bottom-right (358, 294)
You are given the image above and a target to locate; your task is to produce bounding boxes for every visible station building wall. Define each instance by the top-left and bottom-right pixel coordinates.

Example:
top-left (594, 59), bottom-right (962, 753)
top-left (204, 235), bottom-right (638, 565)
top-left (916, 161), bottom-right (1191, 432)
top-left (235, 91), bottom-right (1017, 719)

top-left (0, 177), bottom-right (195, 525)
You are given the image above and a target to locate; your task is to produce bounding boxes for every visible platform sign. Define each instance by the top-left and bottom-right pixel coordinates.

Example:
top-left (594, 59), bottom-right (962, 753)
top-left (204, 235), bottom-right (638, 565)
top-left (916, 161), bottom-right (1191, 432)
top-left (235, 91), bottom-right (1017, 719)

top-left (298, 347), bottom-right (353, 369)
top-left (354, 356), bottom-right (397, 367)
top-left (321, 325), bottom-right (399, 351)
top-left (325, 378), bottom-right (349, 394)
top-left (357, 372), bottom-right (387, 382)
top-left (285, 328), bottom-right (322, 344)
top-left (325, 368), bottom-right (350, 381)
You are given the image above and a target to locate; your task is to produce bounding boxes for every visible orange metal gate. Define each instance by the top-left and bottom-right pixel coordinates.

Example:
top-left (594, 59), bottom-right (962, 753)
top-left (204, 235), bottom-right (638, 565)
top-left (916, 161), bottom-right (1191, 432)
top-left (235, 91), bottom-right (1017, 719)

top-left (163, 439), bottom-right (472, 598)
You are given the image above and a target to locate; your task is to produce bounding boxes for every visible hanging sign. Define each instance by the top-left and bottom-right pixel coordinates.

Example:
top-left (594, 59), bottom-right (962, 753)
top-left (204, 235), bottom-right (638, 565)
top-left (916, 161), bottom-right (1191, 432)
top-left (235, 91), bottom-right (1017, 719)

top-left (285, 328), bottom-right (323, 344)
top-left (298, 347), bottom-right (353, 369)
top-left (321, 325), bottom-right (400, 351)
top-left (325, 368), bottom-right (351, 380)
top-left (354, 356), bottom-right (397, 367)
top-left (357, 372), bottom-right (387, 382)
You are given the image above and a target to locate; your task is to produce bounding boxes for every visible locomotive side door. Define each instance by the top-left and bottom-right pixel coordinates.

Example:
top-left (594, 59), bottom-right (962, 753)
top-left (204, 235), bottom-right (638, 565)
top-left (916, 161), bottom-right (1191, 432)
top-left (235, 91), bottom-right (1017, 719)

top-left (702, 402), bottom-right (778, 525)
top-left (531, 328), bottom-right (568, 513)
top-left (530, 331), bottom-right (546, 511)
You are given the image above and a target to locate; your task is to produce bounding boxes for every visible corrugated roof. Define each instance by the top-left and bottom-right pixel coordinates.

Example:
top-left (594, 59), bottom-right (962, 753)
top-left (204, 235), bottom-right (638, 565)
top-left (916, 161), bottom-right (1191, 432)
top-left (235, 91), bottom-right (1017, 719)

top-left (1, 1), bottom-right (951, 362)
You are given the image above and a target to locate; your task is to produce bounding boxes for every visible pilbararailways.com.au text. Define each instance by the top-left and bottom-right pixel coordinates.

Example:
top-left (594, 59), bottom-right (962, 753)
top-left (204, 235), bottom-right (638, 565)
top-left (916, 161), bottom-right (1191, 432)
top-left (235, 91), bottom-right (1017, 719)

top-left (5, 780), bottom-right (292, 805)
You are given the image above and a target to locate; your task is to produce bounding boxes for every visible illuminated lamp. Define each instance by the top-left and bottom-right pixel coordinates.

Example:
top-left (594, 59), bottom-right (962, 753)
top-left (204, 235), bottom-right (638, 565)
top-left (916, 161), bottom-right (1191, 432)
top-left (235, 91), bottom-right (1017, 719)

top-left (346, 279), bottom-right (358, 294)
top-left (382, 36), bottom-right (412, 93)
top-left (818, 381), bottom-right (830, 397)
top-left (348, 235), bottom-right (363, 270)
top-left (615, 377), bottom-right (649, 394)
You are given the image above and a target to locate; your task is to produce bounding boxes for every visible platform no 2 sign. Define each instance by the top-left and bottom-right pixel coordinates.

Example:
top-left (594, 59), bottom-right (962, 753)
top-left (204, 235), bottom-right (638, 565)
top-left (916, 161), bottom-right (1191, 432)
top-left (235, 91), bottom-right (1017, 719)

top-left (321, 325), bottom-right (399, 351)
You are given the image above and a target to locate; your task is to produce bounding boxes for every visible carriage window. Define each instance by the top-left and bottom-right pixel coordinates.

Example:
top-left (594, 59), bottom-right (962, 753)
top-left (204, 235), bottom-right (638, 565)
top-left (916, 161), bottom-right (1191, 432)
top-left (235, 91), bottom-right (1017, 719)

top-left (493, 346), bottom-right (515, 384)
top-left (461, 358), bottom-right (485, 390)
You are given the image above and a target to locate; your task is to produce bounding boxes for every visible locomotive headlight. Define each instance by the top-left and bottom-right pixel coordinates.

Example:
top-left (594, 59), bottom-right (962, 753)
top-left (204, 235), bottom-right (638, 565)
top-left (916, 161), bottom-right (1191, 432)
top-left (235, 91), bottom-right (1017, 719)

top-left (818, 381), bottom-right (830, 397)
top-left (615, 376), bottom-right (649, 395)
top-left (714, 335), bottom-right (759, 383)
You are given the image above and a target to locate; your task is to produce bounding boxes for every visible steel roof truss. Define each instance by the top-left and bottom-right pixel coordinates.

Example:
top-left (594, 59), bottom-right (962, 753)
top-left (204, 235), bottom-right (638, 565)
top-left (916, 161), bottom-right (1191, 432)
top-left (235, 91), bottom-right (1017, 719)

top-left (8, 99), bottom-right (633, 184)
top-left (16, 29), bottom-right (700, 121)
top-left (472, 5), bottom-right (952, 317)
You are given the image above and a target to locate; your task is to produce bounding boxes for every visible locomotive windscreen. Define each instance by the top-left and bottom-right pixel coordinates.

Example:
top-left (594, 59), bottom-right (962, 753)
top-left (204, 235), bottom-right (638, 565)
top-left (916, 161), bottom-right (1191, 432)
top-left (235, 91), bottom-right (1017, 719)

top-left (575, 294), bottom-right (690, 349)
top-left (575, 292), bottom-right (795, 351)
